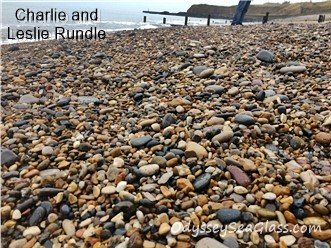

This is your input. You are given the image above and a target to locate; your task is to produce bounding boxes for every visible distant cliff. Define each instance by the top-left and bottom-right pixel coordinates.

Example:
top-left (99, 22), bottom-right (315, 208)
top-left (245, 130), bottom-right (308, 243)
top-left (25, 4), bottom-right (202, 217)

top-left (187, 1), bottom-right (331, 21)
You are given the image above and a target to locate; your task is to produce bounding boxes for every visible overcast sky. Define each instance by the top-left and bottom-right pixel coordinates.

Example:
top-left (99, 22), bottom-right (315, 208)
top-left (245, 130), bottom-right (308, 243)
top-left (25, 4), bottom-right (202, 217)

top-left (2, 0), bottom-right (326, 12)
top-left (121, 0), bottom-right (325, 11)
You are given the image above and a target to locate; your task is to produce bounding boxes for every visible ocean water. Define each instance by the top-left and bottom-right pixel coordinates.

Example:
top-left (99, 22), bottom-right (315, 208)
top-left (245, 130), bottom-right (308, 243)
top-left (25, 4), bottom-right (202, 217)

top-left (1, 2), bottom-right (229, 44)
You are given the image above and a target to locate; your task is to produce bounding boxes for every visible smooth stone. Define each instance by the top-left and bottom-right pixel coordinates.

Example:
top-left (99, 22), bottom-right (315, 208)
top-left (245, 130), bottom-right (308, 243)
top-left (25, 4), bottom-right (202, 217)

top-left (78, 142), bottom-right (92, 152)
top-left (185, 141), bottom-right (208, 159)
top-left (128, 232), bottom-right (143, 248)
top-left (101, 186), bottom-right (116, 194)
top-left (131, 135), bottom-right (153, 148)
top-left (158, 171), bottom-right (173, 184)
top-left (41, 146), bottom-right (54, 156)
top-left (193, 173), bottom-right (212, 192)
top-left (228, 87), bottom-right (239, 96)
top-left (116, 181), bottom-right (127, 192)
top-left (314, 240), bottom-right (330, 248)
top-left (162, 113), bottom-right (176, 128)
top-left (204, 85), bottom-right (225, 94)
top-left (298, 237), bottom-right (314, 248)
top-left (8, 238), bottom-right (27, 248)
top-left (77, 96), bottom-right (100, 104)
top-left (18, 94), bottom-right (39, 104)
top-left (238, 158), bottom-right (257, 171)
top-left (303, 217), bottom-right (327, 228)
top-left (227, 166), bottom-right (251, 187)
top-left (158, 223), bottom-right (171, 235)
top-left (290, 136), bottom-right (305, 149)
top-left (40, 201), bottom-right (52, 214)
top-left (23, 226), bottom-right (41, 237)
top-left (170, 222), bottom-right (184, 236)
top-left (234, 114), bottom-right (255, 126)
top-left (300, 170), bottom-right (319, 187)
top-left (234, 186), bottom-right (248, 194)
top-left (193, 53), bottom-right (205, 58)
top-left (256, 90), bottom-right (265, 101)
top-left (315, 132), bottom-right (331, 145)
top-left (216, 209), bottom-right (241, 224)
top-left (151, 156), bottom-right (167, 168)
top-left (193, 65), bottom-right (208, 75)
top-left (262, 192), bottom-right (277, 201)
top-left (1, 149), bottom-right (18, 166)
top-left (57, 97), bottom-right (70, 106)
top-left (107, 167), bottom-right (120, 181)
top-left (257, 209), bottom-right (277, 219)
top-left (223, 237), bottom-right (239, 248)
top-left (323, 116), bottom-right (331, 126)
top-left (212, 130), bottom-right (233, 143)
top-left (196, 237), bottom-right (229, 248)
top-left (139, 164), bottom-right (160, 176)
top-left (29, 206), bottom-right (46, 226)
top-left (200, 68), bottom-right (214, 78)
top-left (264, 235), bottom-right (276, 245)
top-left (12, 209), bottom-right (22, 220)
top-left (25, 71), bottom-right (38, 77)
top-left (256, 49), bottom-right (274, 62)
top-left (264, 90), bottom-right (276, 97)
top-left (311, 229), bottom-right (331, 241)
top-left (39, 169), bottom-right (60, 177)
top-left (62, 219), bottom-right (75, 237)
top-left (280, 65), bottom-right (306, 73)
top-left (280, 235), bottom-right (296, 246)
top-left (113, 201), bottom-right (136, 218)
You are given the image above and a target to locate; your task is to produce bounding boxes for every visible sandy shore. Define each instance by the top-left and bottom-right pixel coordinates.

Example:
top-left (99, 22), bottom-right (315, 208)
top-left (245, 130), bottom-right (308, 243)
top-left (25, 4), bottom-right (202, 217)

top-left (1, 23), bottom-right (331, 248)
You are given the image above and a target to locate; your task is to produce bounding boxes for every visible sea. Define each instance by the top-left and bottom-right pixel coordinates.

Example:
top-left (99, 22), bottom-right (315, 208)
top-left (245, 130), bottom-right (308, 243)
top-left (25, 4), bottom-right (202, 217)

top-left (1, 2), bottom-right (229, 44)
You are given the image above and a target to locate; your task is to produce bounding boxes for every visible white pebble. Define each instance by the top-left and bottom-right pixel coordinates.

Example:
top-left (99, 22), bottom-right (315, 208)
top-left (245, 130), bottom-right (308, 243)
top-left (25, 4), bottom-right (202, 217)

top-left (12, 209), bottom-right (21, 220)
top-left (116, 181), bottom-right (127, 192)
top-left (170, 221), bottom-right (184, 236)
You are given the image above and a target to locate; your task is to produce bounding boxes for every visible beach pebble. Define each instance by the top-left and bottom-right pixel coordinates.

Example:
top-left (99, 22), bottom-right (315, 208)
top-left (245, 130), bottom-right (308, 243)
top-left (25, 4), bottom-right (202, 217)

top-left (1, 149), bottom-right (18, 166)
top-left (41, 146), bottom-right (54, 156)
top-left (234, 114), bottom-right (255, 126)
top-left (62, 219), bottom-right (75, 237)
top-left (280, 235), bottom-right (296, 246)
top-left (196, 237), bottom-right (229, 248)
top-left (217, 209), bottom-right (241, 224)
top-left (139, 164), bottom-right (160, 176)
top-left (280, 65), bottom-right (306, 73)
top-left (23, 226), bottom-right (41, 237)
top-left (171, 222), bottom-right (184, 236)
top-left (256, 49), bottom-right (274, 62)
top-left (315, 132), bottom-right (331, 144)
top-left (185, 141), bottom-right (208, 159)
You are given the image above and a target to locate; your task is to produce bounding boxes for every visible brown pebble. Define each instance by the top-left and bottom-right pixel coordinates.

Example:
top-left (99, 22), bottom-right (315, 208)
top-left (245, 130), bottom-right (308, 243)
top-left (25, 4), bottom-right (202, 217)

top-left (284, 211), bottom-right (297, 224)
top-left (227, 165), bottom-right (251, 187)
top-left (128, 232), bottom-right (143, 248)
top-left (315, 132), bottom-right (331, 144)
top-left (311, 229), bottom-right (331, 241)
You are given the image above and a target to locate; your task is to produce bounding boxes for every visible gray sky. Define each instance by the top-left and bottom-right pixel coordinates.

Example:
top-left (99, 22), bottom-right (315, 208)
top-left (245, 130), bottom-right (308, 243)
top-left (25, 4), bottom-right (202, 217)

top-left (134, 0), bottom-right (326, 11)
top-left (2, 0), bottom-right (326, 12)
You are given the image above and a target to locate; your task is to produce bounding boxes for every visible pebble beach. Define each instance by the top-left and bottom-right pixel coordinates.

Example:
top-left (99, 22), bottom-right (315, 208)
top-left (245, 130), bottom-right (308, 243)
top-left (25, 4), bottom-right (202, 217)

top-left (1, 23), bottom-right (331, 248)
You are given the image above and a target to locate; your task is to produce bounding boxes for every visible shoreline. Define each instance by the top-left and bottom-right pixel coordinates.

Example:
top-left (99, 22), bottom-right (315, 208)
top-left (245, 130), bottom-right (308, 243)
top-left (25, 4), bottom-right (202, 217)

top-left (1, 14), bottom-right (330, 45)
top-left (1, 23), bottom-right (331, 248)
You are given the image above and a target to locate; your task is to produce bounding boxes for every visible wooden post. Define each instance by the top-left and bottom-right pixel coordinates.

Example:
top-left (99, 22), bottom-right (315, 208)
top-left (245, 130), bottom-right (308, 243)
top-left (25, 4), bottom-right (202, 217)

top-left (143, 16), bottom-right (147, 23)
top-left (262, 12), bottom-right (269, 24)
top-left (318, 14), bottom-right (325, 23)
top-left (184, 16), bottom-right (188, 26)
top-left (163, 17), bottom-right (166, 24)
top-left (207, 14), bottom-right (211, 26)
